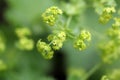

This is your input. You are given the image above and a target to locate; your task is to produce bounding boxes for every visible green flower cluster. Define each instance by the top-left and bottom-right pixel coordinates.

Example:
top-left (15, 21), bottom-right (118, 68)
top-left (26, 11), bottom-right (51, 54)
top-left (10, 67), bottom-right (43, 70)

top-left (93, 0), bottom-right (116, 14)
top-left (99, 41), bottom-right (118, 63)
top-left (74, 30), bottom-right (91, 51)
top-left (38, 6), bottom-right (92, 59)
top-left (15, 27), bottom-right (34, 50)
top-left (112, 17), bottom-right (120, 29)
top-left (99, 7), bottom-right (116, 24)
top-left (109, 17), bottom-right (120, 44)
top-left (47, 31), bottom-right (66, 50)
top-left (37, 40), bottom-right (54, 59)
top-left (99, 17), bottom-right (120, 63)
top-left (42, 6), bottom-right (63, 26)
top-left (107, 28), bottom-right (120, 39)
top-left (37, 31), bottom-right (66, 59)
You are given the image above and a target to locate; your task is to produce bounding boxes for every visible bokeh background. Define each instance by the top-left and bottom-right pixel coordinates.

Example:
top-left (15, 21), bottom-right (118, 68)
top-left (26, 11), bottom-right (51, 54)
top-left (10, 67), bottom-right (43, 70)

top-left (0, 0), bottom-right (120, 80)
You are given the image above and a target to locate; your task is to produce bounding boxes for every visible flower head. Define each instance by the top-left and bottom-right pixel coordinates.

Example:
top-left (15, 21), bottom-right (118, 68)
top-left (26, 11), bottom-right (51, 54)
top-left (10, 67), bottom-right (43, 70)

top-left (42, 6), bottom-right (63, 26)
top-left (99, 7), bottom-right (116, 24)
top-left (47, 31), bottom-right (66, 50)
top-left (15, 27), bottom-right (31, 38)
top-left (16, 37), bottom-right (34, 50)
top-left (37, 40), bottom-right (54, 59)
top-left (74, 39), bottom-right (86, 51)
top-left (79, 30), bottom-right (91, 41)
top-left (74, 30), bottom-right (91, 51)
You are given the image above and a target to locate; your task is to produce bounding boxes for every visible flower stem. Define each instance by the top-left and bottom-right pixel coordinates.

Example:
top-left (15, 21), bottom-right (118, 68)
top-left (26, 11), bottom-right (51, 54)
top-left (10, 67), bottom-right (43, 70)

top-left (66, 16), bottom-right (72, 27)
top-left (82, 63), bottom-right (103, 80)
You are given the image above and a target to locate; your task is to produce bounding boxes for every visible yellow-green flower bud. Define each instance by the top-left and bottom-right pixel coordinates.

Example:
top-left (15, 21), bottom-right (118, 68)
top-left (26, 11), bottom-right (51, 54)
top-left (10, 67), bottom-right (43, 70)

top-left (99, 13), bottom-right (112, 24)
top-left (46, 6), bottom-right (63, 15)
top-left (47, 34), bottom-right (54, 41)
top-left (43, 15), bottom-right (55, 26)
top-left (52, 39), bottom-right (63, 50)
top-left (99, 40), bottom-right (118, 63)
top-left (103, 7), bottom-right (116, 13)
top-left (58, 31), bottom-right (66, 41)
top-left (15, 27), bottom-right (31, 38)
top-left (107, 28), bottom-right (120, 39)
top-left (37, 40), bottom-right (54, 59)
top-left (99, 7), bottom-right (116, 24)
top-left (47, 31), bottom-right (66, 50)
top-left (79, 30), bottom-right (91, 41)
top-left (42, 6), bottom-right (63, 26)
top-left (42, 51), bottom-right (54, 59)
top-left (112, 17), bottom-right (120, 29)
top-left (74, 39), bottom-right (86, 51)
top-left (16, 38), bottom-right (34, 50)
top-left (74, 30), bottom-right (91, 51)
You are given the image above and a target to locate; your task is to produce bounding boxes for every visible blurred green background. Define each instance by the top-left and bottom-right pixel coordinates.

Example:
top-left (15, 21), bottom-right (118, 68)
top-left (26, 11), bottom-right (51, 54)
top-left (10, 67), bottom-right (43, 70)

top-left (0, 0), bottom-right (120, 80)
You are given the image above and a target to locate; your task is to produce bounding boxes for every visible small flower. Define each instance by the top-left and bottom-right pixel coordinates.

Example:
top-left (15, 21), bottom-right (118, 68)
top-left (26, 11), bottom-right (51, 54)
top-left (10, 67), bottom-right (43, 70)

top-left (47, 31), bottom-right (66, 50)
top-left (107, 28), bottom-right (120, 38)
top-left (37, 40), bottom-right (54, 59)
top-left (79, 30), bottom-right (91, 41)
top-left (99, 7), bottom-right (116, 24)
top-left (57, 31), bottom-right (66, 41)
top-left (42, 6), bottom-right (63, 26)
top-left (99, 40), bottom-right (118, 63)
top-left (46, 6), bottom-right (63, 15)
top-left (74, 30), bottom-right (91, 51)
top-left (103, 7), bottom-right (116, 13)
top-left (74, 39), bottom-right (86, 51)
top-left (16, 37), bottom-right (34, 50)
top-left (112, 17), bottom-right (120, 29)
top-left (52, 39), bottom-right (63, 50)
top-left (15, 27), bottom-right (31, 38)
top-left (43, 15), bottom-right (55, 26)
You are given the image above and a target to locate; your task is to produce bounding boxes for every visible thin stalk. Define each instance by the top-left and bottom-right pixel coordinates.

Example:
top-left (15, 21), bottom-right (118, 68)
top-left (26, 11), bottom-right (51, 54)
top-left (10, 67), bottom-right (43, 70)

top-left (67, 33), bottom-right (76, 39)
top-left (48, 41), bottom-right (53, 46)
top-left (82, 63), bottom-right (102, 80)
top-left (66, 16), bottom-right (72, 27)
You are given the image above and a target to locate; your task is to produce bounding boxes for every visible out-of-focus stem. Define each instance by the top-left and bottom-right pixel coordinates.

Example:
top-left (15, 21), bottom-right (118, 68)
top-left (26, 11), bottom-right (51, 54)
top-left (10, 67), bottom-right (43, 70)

top-left (66, 16), bottom-right (72, 27)
top-left (82, 63), bottom-right (103, 80)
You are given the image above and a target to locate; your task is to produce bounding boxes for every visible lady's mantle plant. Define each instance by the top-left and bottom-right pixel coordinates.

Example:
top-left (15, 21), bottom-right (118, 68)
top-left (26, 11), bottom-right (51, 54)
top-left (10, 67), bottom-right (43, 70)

top-left (36, 6), bottom-right (91, 59)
